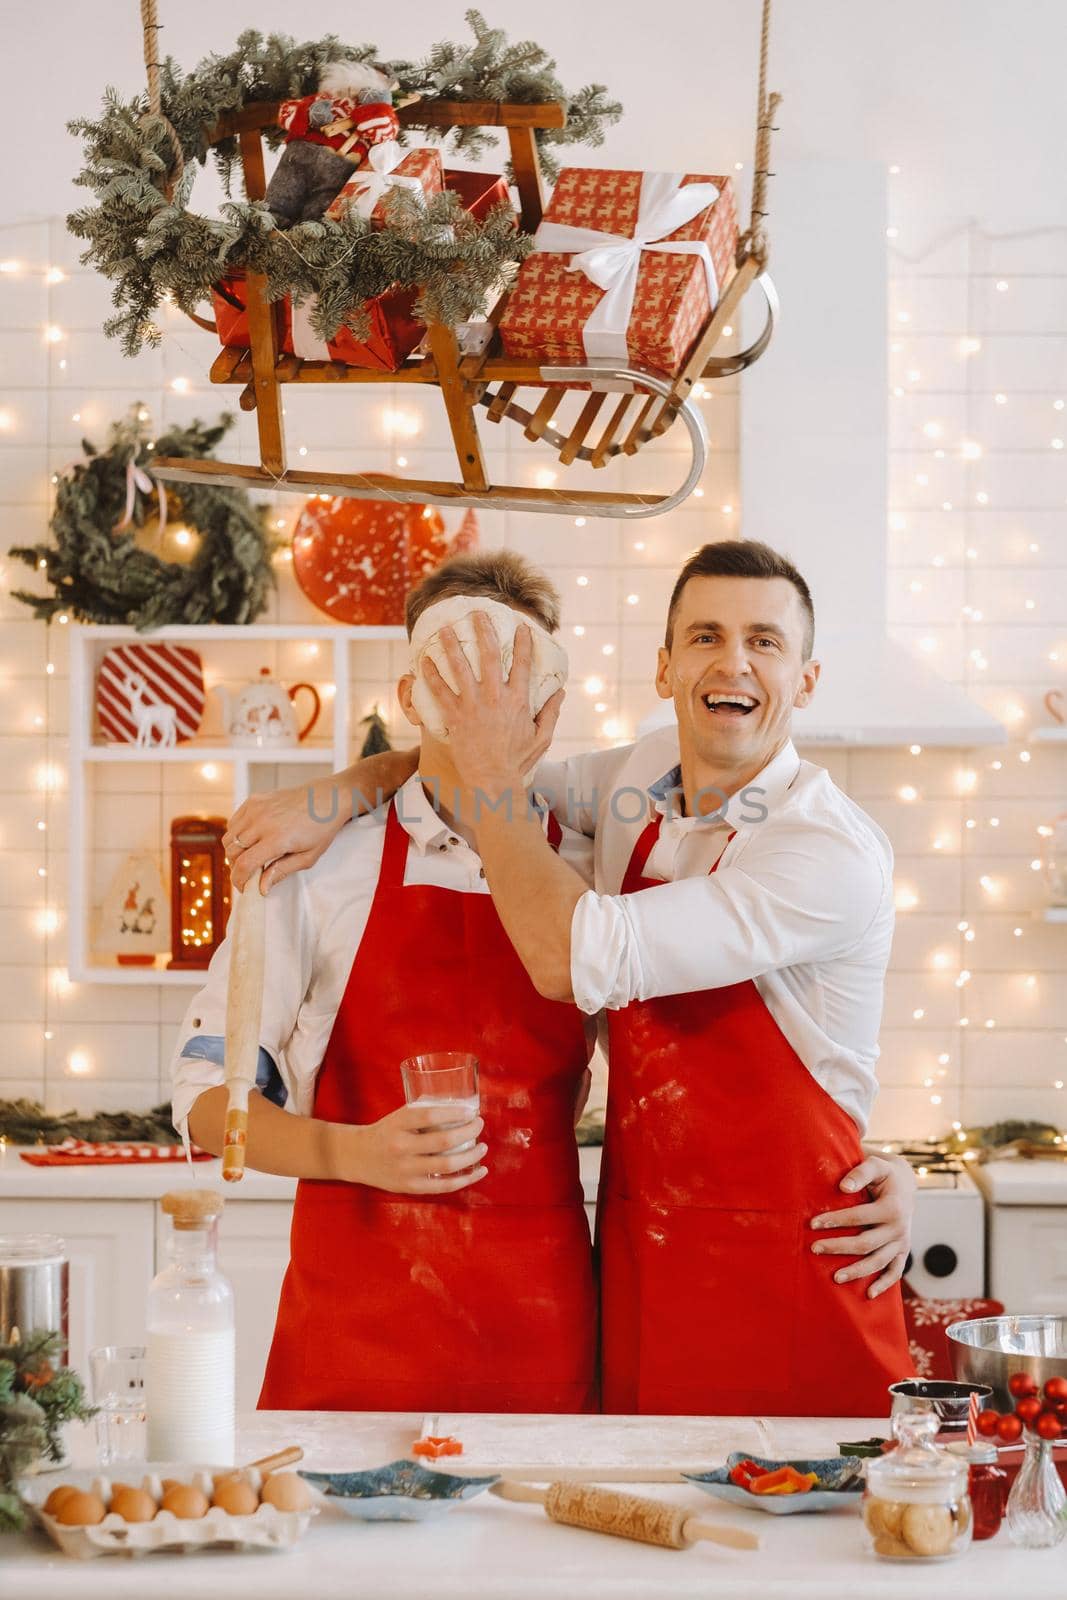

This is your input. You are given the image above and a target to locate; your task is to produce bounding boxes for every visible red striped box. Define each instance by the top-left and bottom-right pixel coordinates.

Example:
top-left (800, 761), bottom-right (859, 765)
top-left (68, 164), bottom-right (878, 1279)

top-left (95, 644), bottom-right (205, 746)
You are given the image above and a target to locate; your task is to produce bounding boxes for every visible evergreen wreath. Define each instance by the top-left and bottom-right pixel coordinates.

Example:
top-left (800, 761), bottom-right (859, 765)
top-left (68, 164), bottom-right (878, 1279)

top-left (8, 411), bottom-right (275, 630)
top-left (68, 14), bottom-right (622, 356)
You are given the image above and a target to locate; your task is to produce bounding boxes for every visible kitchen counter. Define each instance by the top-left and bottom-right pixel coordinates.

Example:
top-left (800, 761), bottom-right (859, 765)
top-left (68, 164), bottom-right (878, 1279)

top-left (7, 1411), bottom-right (1063, 1599)
top-left (0, 1147), bottom-right (603, 1203)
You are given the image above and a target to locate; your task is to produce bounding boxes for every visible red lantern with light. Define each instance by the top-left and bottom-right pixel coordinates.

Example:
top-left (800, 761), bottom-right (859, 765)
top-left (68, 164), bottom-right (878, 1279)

top-left (167, 816), bottom-right (231, 969)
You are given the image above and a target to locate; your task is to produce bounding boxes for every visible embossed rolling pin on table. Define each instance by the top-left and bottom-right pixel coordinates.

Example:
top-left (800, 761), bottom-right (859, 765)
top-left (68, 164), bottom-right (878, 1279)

top-left (9, 1413), bottom-right (1065, 1597)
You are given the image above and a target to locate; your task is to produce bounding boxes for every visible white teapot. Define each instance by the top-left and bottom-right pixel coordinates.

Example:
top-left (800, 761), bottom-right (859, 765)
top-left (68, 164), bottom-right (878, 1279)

top-left (214, 667), bottom-right (321, 748)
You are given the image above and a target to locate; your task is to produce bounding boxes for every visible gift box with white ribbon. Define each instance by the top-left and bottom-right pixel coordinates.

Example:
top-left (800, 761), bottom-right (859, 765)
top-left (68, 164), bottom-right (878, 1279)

top-left (498, 167), bottom-right (738, 379)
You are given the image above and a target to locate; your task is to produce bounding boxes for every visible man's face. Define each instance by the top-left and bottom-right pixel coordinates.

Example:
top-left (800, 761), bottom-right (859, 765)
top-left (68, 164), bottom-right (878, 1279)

top-left (656, 574), bottom-right (819, 778)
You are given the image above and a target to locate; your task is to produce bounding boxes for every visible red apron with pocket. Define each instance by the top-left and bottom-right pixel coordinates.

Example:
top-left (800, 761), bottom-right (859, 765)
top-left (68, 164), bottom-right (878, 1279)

top-left (259, 801), bottom-right (597, 1413)
top-left (598, 816), bottom-right (913, 1416)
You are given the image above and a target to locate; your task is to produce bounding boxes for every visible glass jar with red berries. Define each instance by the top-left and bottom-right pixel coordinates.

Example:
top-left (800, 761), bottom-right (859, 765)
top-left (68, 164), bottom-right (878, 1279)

top-left (946, 1441), bottom-right (1008, 1540)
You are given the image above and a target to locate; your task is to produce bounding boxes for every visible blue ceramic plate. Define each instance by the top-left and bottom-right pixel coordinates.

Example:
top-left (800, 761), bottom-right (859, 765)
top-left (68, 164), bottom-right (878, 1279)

top-left (684, 1453), bottom-right (866, 1516)
top-left (301, 1461), bottom-right (499, 1522)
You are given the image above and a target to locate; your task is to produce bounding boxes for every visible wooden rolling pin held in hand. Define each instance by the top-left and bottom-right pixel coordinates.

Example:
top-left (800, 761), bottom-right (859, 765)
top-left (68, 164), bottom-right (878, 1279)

top-left (222, 867), bottom-right (267, 1182)
top-left (491, 1481), bottom-right (759, 1552)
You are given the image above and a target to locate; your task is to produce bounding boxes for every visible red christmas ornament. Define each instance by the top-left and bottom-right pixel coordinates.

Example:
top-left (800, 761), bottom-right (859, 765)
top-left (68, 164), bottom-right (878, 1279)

top-left (1009, 1372), bottom-right (1040, 1399)
top-left (996, 1413), bottom-right (1024, 1444)
top-left (1043, 1376), bottom-right (1067, 1404)
top-left (1015, 1396), bottom-right (1043, 1426)
top-left (975, 1409), bottom-right (1002, 1438)
top-left (291, 498), bottom-right (479, 625)
top-left (1035, 1411), bottom-right (1063, 1441)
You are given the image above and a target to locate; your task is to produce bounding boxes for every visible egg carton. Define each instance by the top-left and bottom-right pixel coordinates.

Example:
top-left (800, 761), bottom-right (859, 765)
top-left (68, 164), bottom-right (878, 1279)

top-left (22, 1463), bottom-right (318, 1559)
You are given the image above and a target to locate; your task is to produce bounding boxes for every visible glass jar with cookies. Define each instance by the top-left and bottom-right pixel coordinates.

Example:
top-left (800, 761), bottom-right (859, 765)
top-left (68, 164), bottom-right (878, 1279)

top-left (863, 1411), bottom-right (973, 1561)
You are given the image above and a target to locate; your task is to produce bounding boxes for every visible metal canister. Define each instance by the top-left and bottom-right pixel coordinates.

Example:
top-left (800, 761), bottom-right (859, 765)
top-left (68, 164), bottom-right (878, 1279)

top-left (0, 1234), bottom-right (69, 1347)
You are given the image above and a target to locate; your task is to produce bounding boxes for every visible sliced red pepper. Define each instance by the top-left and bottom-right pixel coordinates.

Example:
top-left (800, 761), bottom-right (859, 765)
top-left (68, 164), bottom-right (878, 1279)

top-left (749, 1466), bottom-right (818, 1496)
top-left (412, 1435), bottom-right (463, 1459)
top-left (729, 1459), bottom-right (765, 1488)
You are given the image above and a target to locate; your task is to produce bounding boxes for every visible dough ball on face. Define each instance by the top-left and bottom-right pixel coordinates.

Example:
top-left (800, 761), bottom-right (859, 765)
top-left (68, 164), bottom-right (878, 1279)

top-left (408, 597), bottom-right (568, 744)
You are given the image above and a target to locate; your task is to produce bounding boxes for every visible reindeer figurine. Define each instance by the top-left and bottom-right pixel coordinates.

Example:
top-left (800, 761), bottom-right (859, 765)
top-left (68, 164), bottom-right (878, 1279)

top-left (124, 672), bottom-right (177, 747)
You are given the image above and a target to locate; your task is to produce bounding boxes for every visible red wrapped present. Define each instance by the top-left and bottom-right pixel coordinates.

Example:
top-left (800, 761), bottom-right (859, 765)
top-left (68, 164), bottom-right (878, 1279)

top-left (498, 168), bottom-right (738, 379)
top-left (212, 167), bottom-right (512, 374)
top-left (212, 273), bottom-right (290, 351)
top-left (325, 145), bottom-right (443, 228)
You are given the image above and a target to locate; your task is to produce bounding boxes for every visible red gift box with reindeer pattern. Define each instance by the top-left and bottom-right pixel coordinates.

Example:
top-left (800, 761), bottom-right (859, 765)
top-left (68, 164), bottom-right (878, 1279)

top-left (498, 168), bottom-right (738, 379)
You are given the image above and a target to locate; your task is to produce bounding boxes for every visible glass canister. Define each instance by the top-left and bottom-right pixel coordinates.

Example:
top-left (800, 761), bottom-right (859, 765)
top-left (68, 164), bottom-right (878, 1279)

top-left (863, 1411), bottom-right (973, 1560)
top-left (946, 1439), bottom-right (1008, 1540)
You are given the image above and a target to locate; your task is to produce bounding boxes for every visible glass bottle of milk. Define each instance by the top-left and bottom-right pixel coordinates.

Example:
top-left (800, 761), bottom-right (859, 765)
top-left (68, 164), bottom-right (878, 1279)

top-left (146, 1190), bottom-right (234, 1465)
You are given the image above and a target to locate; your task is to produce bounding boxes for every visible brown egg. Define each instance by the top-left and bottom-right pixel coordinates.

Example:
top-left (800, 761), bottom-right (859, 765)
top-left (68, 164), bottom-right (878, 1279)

top-left (160, 1484), bottom-right (210, 1520)
top-left (211, 1476), bottom-right (259, 1517)
top-left (259, 1472), bottom-right (311, 1512)
top-left (43, 1484), bottom-right (78, 1516)
top-left (110, 1485), bottom-right (158, 1523)
top-left (54, 1490), bottom-right (107, 1526)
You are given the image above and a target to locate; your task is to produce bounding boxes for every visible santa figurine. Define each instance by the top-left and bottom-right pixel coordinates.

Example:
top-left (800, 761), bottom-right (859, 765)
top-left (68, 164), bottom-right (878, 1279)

top-left (265, 60), bottom-right (409, 227)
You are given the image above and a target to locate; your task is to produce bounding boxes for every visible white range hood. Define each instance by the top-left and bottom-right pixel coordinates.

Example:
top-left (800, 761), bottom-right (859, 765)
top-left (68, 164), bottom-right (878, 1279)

top-left (732, 160), bottom-right (1004, 748)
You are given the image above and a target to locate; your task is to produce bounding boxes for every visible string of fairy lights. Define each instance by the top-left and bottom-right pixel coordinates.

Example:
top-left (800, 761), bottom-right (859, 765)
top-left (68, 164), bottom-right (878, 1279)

top-left (887, 200), bottom-right (1067, 1134)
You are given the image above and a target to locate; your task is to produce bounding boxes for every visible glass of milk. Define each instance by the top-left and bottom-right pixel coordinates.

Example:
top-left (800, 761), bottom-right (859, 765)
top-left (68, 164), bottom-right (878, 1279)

top-left (401, 1052), bottom-right (480, 1159)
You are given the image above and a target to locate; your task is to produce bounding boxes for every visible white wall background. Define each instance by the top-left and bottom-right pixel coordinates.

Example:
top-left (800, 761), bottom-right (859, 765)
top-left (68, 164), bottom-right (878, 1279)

top-left (0, 1), bottom-right (1065, 1136)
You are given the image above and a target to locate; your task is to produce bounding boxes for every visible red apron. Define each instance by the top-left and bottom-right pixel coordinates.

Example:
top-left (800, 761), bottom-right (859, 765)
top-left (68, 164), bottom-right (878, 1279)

top-left (259, 801), bottom-right (597, 1413)
top-left (598, 816), bottom-right (913, 1416)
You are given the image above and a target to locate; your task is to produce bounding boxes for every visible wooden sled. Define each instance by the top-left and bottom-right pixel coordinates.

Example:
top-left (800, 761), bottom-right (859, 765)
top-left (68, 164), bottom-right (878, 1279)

top-left (154, 27), bottom-right (780, 519)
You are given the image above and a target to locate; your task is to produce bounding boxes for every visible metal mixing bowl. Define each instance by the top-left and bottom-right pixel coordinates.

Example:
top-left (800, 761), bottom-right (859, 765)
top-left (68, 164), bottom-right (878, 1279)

top-left (888, 1379), bottom-right (992, 1430)
top-left (947, 1314), bottom-right (1067, 1410)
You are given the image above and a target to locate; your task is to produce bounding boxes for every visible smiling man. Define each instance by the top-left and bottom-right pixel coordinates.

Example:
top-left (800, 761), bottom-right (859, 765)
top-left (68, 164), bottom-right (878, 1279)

top-left (224, 539), bottom-right (915, 1417)
top-left (418, 539), bottom-right (914, 1416)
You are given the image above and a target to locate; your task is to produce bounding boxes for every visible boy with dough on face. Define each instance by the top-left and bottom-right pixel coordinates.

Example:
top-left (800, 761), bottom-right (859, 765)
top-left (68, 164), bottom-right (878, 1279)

top-left (171, 552), bottom-right (599, 1413)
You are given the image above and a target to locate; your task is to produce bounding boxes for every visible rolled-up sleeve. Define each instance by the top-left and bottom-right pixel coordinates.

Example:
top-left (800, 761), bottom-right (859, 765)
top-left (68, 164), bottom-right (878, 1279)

top-left (569, 823), bottom-right (889, 1015)
top-left (169, 876), bottom-right (314, 1137)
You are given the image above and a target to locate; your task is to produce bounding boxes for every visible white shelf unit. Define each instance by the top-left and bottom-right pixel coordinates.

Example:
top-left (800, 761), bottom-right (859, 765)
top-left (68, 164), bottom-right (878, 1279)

top-left (69, 622), bottom-right (405, 985)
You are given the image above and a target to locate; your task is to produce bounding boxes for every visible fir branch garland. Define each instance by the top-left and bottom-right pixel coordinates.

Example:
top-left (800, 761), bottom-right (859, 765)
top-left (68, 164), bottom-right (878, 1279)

top-left (1, 1332), bottom-right (95, 1533)
top-left (68, 18), bottom-right (621, 356)
top-left (0, 1098), bottom-right (179, 1147)
top-left (7, 411), bottom-right (275, 629)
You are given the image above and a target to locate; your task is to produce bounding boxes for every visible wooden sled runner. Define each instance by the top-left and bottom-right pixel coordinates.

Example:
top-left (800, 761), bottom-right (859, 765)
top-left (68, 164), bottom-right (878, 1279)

top-left (154, 8), bottom-right (781, 520)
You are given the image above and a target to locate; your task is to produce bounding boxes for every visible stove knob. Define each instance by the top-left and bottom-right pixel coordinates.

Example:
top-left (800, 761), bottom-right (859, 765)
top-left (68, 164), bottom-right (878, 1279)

top-left (922, 1243), bottom-right (958, 1279)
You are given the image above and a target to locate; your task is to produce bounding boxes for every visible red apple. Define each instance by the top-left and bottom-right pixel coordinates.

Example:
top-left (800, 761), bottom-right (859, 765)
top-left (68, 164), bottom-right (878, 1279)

top-left (1009, 1372), bottom-right (1039, 1399)
top-left (996, 1413), bottom-right (1024, 1444)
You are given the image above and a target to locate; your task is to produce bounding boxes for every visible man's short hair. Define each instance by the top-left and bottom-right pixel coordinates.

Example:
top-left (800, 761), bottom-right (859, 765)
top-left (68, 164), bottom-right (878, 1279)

top-left (664, 539), bottom-right (815, 659)
top-left (405, 550), bottom-right (561, 637)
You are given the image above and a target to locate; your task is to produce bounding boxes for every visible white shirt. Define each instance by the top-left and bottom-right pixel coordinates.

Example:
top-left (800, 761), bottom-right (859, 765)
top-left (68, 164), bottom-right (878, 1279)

top-left (537, 733), bottom-right (895, 1132)
top-left (169, 776), bottom-right (595, 1137)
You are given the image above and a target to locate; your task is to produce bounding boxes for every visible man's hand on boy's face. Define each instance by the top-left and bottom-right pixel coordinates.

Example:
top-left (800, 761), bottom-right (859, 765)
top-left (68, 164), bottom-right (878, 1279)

top-left (808, 1152), bottom-right (916, 1299)
top-left (421, 613), bottom-right (564, 800)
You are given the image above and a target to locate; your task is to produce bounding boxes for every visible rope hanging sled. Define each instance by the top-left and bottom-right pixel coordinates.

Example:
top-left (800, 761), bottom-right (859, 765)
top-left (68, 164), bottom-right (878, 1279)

top-left (114, 4), bottom-right (782, 520)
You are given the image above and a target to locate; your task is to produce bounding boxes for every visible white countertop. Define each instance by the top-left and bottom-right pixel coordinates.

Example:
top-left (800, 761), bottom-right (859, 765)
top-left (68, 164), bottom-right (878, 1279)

top-left (0, 1147), bottom-right (603, 1203)
top-left (6, 1411), bottom-right (1063, 1599)
top-left (971, 1157), bottom-right (1067, 1205)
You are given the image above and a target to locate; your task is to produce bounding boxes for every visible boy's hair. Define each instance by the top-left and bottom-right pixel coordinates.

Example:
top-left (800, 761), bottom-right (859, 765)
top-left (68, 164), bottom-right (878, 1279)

top-left (404, 550), bottom-right (562, 637)
top-left (665, 539), bottom-right (815, 658)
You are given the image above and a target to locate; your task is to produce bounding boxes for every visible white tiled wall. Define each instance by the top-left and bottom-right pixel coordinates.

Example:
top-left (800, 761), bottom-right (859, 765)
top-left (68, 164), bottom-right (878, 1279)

top-left (0, 215), bottom-right (738, 1120)
top-left (1, 212), bottom-right (1065, 1144)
